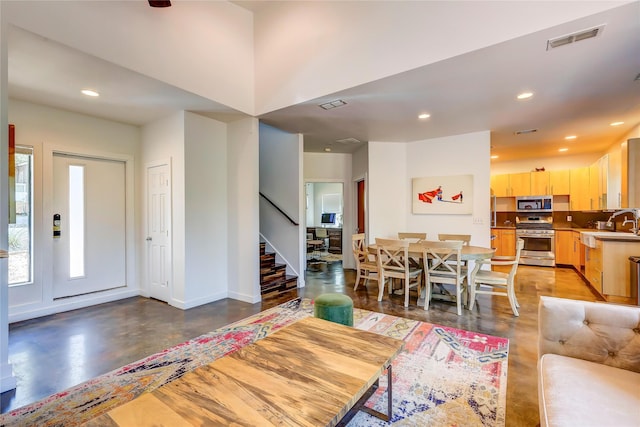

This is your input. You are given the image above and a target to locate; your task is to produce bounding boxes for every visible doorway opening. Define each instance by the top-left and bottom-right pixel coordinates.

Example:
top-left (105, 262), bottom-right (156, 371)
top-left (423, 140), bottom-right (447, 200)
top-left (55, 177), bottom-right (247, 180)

top-left (305, 182), bottom-right (343, 267)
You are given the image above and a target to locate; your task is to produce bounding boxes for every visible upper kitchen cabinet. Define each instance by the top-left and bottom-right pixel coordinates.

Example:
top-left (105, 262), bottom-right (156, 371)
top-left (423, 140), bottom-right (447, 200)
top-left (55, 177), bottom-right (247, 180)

top-left (549, 170), bottom-right (570, 195)
top-left (491, 170), bottom-right (571, 197)
top-left (570, 166), bottom-right (591, 210)
top-left (530, 171), bottom-right (549, 195)
top-left (491, 174), bottom-right (510, 197)
top-left (589, 161), bottom-right (603, 209)
top-left (509, 172), bottom-right (531, 196)
top-left (621, 138), bottom-right (640, 208)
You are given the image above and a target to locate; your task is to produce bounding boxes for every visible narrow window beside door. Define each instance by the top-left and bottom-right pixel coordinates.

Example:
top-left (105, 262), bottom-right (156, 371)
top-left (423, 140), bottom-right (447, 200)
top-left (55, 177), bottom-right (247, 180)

top-left (8, 147), bottom-right (33, 285)
top-left (69, 165), bottom-right (85, 278)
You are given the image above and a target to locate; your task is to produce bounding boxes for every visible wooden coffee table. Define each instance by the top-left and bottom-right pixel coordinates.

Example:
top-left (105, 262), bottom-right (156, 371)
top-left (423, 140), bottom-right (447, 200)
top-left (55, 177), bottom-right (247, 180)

top-left (83, 316), bottom-right (404, 426)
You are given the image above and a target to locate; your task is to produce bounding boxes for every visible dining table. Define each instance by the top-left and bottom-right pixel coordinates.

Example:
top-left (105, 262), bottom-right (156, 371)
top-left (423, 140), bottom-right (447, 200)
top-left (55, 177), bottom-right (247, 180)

top-left (367, 242), bottom-right (496, 309)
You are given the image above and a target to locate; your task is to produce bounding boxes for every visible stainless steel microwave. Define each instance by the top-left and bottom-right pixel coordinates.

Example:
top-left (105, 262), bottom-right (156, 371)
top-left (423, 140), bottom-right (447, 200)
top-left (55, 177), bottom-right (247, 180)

top-left (516, 196), bottom-right (553, 212)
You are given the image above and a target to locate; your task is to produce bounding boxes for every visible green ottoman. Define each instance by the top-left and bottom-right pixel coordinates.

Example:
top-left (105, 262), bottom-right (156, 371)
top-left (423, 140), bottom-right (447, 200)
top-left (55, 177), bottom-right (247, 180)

top-left (314, 293), bottom-right (354, 327)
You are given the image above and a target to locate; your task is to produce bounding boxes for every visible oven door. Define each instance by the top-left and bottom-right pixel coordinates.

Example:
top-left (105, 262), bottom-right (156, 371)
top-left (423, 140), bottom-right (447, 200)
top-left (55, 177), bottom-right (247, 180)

top-left (516, 232), bottom-right (555, 266)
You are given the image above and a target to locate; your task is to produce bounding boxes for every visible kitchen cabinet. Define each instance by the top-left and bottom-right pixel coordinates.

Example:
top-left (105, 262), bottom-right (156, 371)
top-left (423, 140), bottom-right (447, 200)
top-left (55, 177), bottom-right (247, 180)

top-left (582, 238), bottom-right (638, 297)
top-left (549, 170), bottom-right (570, 195)
top-left (491, 174), bottom-right (510, 197)
top-left (571, 231), bottom-right (583, 270)
top-left (530, 171), bottom-right (549, 195)
top-left (584, 243), bottom-right (603, 294)
top-left (570, 167), bottom-right (591, 210)
top-left (509, 172), bottom-right (531, 196)
top-left (491, 228), bottom-right (516, 257)
top-left (554, 231), bottom-right (573, 265)
top-left (491, 170), bottom-right (566, 197)
top-left (556, 230), bottom-right (584, 268)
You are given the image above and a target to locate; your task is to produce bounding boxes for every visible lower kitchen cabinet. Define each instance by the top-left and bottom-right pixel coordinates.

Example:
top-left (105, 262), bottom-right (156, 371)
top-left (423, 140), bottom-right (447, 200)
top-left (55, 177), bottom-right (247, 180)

top-left (584, 239), bottom-right (637, 297)
top-left (555, 231), bottom-right (573, 265)
top-left (491, 228), bottom-right (516, 257)
top-left (555, 230), bottom-right (583, 267)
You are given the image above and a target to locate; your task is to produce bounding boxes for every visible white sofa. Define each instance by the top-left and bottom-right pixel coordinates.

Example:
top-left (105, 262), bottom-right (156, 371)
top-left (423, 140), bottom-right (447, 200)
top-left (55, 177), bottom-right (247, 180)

top-left (537, 296), bottom-right (640, 427)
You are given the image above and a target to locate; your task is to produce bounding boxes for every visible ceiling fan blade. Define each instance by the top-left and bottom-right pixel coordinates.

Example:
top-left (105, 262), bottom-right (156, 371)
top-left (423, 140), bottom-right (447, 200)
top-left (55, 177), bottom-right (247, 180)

top-left (148, 0), bottom-right (171, 7)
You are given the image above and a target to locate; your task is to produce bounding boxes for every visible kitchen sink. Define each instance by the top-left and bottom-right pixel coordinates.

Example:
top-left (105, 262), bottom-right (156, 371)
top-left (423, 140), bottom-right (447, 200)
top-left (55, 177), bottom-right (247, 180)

top-left (580, 231), bottom-right (640, 248)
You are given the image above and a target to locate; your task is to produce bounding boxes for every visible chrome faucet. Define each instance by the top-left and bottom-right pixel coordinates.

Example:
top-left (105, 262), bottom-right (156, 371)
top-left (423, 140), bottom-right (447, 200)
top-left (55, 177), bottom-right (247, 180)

top-left (607, 208), bottom-right (640, 235)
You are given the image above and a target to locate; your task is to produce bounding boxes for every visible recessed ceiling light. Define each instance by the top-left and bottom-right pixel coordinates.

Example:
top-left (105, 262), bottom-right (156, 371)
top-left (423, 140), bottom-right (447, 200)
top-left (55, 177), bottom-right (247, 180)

top-left (517, 92), bottom-right (533, 100)
top-left (610, 121), bottom-right (624, 126)
top-left (559, 148), bottom-right (569, 152)
top-left (80, 89), bottom-right (100, 96)
top-left (565, 135), bottom-right (577, 140)
top-left (81, 89), bottom-right (99, 97)
top-left (324, 147), bottom-right (332, 152)
top-left (418, 113), bottom-right (431, 119)
top-left (490, 155), bottom-right (499, 159)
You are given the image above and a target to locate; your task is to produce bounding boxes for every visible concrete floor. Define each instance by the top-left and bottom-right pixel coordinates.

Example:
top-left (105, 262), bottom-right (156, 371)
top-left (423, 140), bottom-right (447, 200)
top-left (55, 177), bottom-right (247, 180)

top-left (1, 262), bottom-right (600, 426)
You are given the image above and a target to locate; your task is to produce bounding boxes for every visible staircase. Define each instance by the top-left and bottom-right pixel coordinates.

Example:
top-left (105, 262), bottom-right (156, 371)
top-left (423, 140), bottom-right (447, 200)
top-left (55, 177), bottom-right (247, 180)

top-left (260, 242), bottom-right (298, 296)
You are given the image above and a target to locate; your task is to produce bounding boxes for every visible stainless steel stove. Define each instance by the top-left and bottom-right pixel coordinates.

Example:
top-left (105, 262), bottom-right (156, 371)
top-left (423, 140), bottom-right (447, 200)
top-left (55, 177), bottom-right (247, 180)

top-left (515, 215), bottom-right (555, 267)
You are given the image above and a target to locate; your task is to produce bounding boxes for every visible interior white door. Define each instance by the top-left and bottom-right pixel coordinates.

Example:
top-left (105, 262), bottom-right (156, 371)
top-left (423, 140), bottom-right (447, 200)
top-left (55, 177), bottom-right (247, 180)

top-left (52, 154), bottom-right (126, 298)
top-left (147, 163), bottom-right (172, 302)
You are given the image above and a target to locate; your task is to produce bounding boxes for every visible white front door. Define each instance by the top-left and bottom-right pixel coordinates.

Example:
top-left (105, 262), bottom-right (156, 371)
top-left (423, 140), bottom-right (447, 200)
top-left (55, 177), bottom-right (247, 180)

top-left (52, 153), bottom-right (126, 298)
top-left (146, 162), bottom-right (172, 302)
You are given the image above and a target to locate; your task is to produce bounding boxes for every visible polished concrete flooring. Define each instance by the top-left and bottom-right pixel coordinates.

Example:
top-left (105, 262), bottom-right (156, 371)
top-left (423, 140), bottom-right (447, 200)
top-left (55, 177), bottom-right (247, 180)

top-left (1, 262), bottom-right (601, 426)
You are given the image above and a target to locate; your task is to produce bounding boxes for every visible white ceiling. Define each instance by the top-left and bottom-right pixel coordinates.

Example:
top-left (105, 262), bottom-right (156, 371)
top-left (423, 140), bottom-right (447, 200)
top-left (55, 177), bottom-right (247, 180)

top-left (7, 1), bottom-right (640, 163)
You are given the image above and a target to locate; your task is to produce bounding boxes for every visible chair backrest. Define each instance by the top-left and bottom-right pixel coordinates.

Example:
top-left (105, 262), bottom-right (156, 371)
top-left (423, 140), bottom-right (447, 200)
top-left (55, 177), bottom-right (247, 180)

top-left (316, 228), bottom-right (328, 238)
top-left (375, 238), bottom-right (411, 278)
top-left (508, 238), bottom-right (525, 278)
top-left (398, 232), bottom-right (426, 242)
top-left (306, 233), bottom-right (313, 240)
top-left (438, 233), bottom-right (471, 246)
top-left (420, 240), bottom-right (464, 276)
top-left (352, 233), bottom-right (370, 267)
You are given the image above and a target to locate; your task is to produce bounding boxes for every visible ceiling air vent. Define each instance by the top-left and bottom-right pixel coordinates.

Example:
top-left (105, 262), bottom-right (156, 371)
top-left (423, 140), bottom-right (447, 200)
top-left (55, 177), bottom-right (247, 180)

top-left (319, 99), bottom-right (347, 110)
top-left (546, 25), bottom-right (604, 50)
top-left (514, 129), bottom-right (538, 135)
top-left (336, 137), bottom-right (361, 144)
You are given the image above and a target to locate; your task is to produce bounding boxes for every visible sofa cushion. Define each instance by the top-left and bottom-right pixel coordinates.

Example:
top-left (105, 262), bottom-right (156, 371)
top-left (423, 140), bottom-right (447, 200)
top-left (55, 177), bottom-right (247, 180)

top-left (538, 297), bottom-right (640, 373)
top-left (538, 353), bottom-right (640, 427)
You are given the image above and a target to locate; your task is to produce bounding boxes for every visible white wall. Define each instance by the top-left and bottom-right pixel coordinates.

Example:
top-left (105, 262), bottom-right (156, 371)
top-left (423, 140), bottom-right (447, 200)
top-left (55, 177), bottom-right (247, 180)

top-left (0, 12), bottom-right (14, 392)
top-left (304, 152), bottom-right (354, 269)
top-left (227, 117), bottom-right (260, 303)
top-left (7, 99), bottom-right (140, 321)
top-left (368, 142), bottom-right (408, 243)
top-left (491, 153), bottom-right (601, 175)
top-left (141, 112), bottom-right (186, 305)
top-left (259, 124), bottom-right (304, 280)
top-left (183, 112), bottom-right (228, 306)
top-left (253, 1), bottom-right (625, 114)
top-left (369, 131), bottom-right (492, 249)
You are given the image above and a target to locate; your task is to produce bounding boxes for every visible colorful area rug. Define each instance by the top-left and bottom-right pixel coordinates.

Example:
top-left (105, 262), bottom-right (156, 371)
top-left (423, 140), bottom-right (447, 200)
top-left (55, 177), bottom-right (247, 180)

top-left (0, 298), bottom-right (508, 427)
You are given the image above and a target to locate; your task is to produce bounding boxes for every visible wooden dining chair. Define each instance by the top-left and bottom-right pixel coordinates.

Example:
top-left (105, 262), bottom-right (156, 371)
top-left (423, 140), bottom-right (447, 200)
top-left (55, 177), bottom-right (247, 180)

top-left (351, 233), bottom-right (379, 292)
top-left (420, 240), bottom-right (467, 315)
top-left (398, 232), bottom-right (426, 268)
top-left (398, 232), bottom-right (427, 242)
top-left (438, 234), bottom-right (471, 245)
top-left (375, 238), bottom-right (422, 306)
top-left (468, 238), bottom-right (524, 316)
top-left (438, 234), bottom-right (472, 266)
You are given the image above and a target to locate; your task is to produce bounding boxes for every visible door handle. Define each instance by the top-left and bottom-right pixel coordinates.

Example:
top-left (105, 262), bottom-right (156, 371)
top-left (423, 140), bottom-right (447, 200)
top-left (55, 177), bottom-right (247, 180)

top-left (146, 237), bottom-right (152, 241)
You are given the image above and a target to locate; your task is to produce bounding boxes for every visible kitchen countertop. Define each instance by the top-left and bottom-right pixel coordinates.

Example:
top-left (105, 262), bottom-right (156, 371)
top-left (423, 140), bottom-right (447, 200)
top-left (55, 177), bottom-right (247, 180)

top-left (578, 230), bottom-right (640, 248)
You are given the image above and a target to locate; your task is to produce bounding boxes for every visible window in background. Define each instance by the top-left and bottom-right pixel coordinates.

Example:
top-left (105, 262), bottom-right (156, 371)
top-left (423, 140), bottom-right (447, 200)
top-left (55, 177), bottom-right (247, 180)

top-left (9, 146), bottom-right (33, 286)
